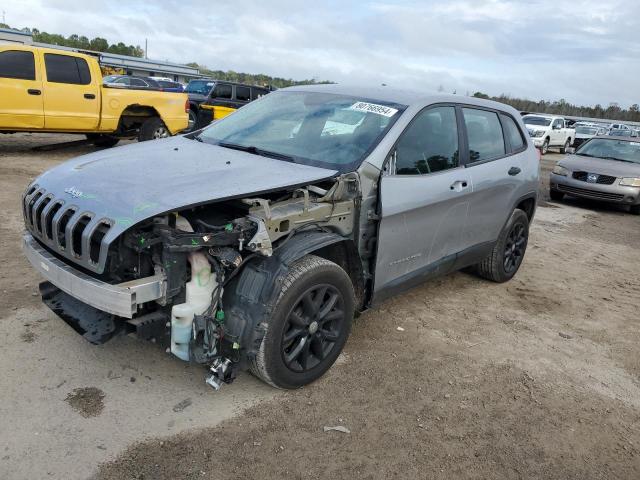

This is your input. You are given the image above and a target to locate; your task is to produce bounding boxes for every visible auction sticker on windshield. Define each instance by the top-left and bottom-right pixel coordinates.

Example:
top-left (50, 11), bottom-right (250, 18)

top-left (348, 102), bottom-right (398, 117)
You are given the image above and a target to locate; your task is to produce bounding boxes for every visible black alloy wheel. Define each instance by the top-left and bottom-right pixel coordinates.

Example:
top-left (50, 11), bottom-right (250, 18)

top-left (281, 284), bottom-right (345, 373)
top-left (503, 223), bottom-right (526, 274)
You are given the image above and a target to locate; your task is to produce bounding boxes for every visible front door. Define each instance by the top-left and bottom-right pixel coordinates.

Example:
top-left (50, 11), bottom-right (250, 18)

top-left (373, 105), bottom-right (471, 303)
top-left (0, 48), bottom-right (44, 129)
top-left (41, 52), bottom-right (100, 131)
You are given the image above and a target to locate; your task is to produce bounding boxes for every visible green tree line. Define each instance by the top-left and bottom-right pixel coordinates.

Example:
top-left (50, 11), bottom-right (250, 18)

top-left (186, 62), bottom-right (333, 88)
top-left (472, 92), bottom-right (640, 123)
top-left (1, 24), bottom-right (144, 57)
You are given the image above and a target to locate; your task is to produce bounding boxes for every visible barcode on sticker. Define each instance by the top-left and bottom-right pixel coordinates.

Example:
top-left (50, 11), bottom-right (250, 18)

top-left (348, 102), bottom-right (398, 117)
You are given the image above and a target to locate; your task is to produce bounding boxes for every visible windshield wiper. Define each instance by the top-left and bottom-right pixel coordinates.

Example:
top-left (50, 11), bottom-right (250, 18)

top-left (217, 142), bottom-right (296, 162)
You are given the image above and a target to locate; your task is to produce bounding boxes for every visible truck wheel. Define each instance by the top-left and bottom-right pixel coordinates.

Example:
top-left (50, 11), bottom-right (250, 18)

top-left (138, 117), bottom-right (170, 142)
top-left (186, 109), bottom-right (197, 133)
top-left (541, 138), bottom-right (549, 155)
top-left (86, 134), bottom-right (119, 148)
top-left (550, 189), bottom-right (564, 202)
top-left (251, 255), bottom-right (355, 389)
top-left (476, 209), bottom-right (529, 283)
top-left (559, 138), bottom-right (571, 154)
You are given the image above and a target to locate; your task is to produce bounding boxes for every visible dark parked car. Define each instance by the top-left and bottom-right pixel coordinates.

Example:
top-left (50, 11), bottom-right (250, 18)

top-left (155, 80), bottom-right (184, 93)
top-left (22, 85), bottom-right (538, 390)
top-left (185, 79), bottom-right (271, 132)
top-left (103, 75), bottom-right (161, 90)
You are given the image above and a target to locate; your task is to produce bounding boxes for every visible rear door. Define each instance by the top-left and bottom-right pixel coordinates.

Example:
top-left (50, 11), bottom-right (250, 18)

top-left (0, 48), bottom-right (44, 129)
top-left (373, 105), bottom-right (471, 301)
top-left (41, 52), bottom-right (100, 130)
top-left (461, 108), bottom-right (526, 254)
top-left (551, 118), bottom-right (564, 145)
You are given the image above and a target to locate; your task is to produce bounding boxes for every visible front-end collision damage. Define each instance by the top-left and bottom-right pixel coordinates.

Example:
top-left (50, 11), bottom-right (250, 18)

top-left (39, 173), bottom-right (362, 390)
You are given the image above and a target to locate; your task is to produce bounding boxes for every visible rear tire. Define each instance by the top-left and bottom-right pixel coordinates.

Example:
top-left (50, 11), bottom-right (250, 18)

top-left (186, 109), bottom-right (197, 133)
top-left (550, 189), bottom-right (564, 201)
top-left (250, 255), bottom-right (355, 389)
top-left (476, 209), bottom-right (529, 283)
top-left (630, 204), bottom-right (640, 215)
top-left (138, 117), bottom-right (169, 142)
top-left (86, 134), bottom-right (119, 148)
top-left (559, 138), bottom-right (571, 154)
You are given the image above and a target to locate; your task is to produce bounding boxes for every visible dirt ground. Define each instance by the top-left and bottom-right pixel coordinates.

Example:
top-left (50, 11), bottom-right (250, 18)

top-left (1, 134), bottom-right (640, 479)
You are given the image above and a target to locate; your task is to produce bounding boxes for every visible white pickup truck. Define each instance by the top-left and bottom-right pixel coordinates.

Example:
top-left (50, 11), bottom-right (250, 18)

top-left (522, 114), bottom-right (575, 155)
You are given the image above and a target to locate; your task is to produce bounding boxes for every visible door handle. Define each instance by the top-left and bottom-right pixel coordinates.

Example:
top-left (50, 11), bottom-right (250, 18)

top-left (508, 167), bottom-right (521, 176)
top-left (450, 180), bottom-right (469, 191)
top-left (84, 93), bottom-right (96, 99)
top-left (27, 89), bottom-right (41, 95)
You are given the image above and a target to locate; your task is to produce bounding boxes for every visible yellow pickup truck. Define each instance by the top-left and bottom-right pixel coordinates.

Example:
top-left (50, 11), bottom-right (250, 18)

top-left (0, 45), bottom-right (189, 146)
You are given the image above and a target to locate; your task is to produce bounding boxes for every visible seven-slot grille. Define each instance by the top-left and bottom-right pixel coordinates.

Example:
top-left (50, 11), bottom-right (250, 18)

top-left (572, 171), bottom-right (617, 185)
top-left (22, 185), bottom-right (113, 273)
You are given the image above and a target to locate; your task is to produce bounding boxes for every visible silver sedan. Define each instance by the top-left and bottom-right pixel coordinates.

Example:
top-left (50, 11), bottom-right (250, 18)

top-left (550, 136), bottom-right (640, 214)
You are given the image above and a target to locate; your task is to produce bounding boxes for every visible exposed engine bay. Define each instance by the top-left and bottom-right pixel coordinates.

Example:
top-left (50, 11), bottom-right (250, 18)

top-left (41, 173), bottom-right (362, 390)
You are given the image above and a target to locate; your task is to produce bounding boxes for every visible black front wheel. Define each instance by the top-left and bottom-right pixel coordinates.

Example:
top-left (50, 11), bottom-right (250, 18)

top-left (541, 138), bottom-right (550, 155)
top-left (550, 189), bottom-right (564, 202)
top-left (630, 204), bottom-right (640, 215)
top-left (476, 209), bottom-right (530, 283)
top-left (251, 255), bottom-right (355, 389)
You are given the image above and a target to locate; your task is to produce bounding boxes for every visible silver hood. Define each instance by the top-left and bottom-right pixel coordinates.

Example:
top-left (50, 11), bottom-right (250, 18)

top-left (559, 154), bottom-right (640, 177)
top-left (24, 136), bottom-right (337, 273)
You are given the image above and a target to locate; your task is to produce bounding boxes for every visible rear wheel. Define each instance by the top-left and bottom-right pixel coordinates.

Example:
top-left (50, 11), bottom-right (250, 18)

top-left (138, 117), bottom-right (170, 142)
top-left (86, 134), bottom-right (119, 148)
top-left (559, 138), bottom-right (571, 154)
top-left (550, 189), bottom-right (564, 201)
top-left (186, 109), bottom-right (197, 133)
top-left (251, 255), bottom-right (355, 389)
top-left (476, 209), bottom-right (529, 283)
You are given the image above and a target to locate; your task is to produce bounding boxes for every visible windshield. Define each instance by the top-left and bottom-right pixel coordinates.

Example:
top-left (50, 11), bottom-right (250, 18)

top-left (576, 138), bottom-right (640, 163)
top-left (186, 80), bottom-right (215, 95)
top-left (523, 115), bottom-right (552, 126)
top-left (576, 126), bottom-right (599, 135)
top-left (196, 91), bottom-right (406, 172)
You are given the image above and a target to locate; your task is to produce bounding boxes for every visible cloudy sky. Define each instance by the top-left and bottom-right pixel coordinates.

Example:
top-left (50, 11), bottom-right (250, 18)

top-left (4, 0), bottom-right (640, 107)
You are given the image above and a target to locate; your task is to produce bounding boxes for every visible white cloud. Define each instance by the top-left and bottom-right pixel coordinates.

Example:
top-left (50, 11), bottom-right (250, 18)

top-left (4, 0), bottom-right (640, 107)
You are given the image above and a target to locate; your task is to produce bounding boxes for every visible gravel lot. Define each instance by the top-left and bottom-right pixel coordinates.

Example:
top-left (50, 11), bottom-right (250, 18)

top-left (1, 134), bottom-right (639, 480)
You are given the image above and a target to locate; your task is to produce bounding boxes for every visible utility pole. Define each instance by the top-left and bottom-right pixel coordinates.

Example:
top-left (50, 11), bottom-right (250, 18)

top-left (2, 10), bottom-right (6, 24)
top-left (145, 38), bottom-right (148, 59)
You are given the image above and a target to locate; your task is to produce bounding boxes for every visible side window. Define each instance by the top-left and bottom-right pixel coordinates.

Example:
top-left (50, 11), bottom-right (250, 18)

top-left (462, 108), bottom-right (506, 162)
top-left (130, 78), bottom-right (146, 87)
top-left (115, 77), bottom-right (130, 85)
top-left (501, 114), bottom-right (526, 152)
top-left (0, 50), bottom-right (36, 80)
top-left (252, 88), bottom-right (268, 100)
top-left (213, 83), bottom-right (232, 99)
top-left (236, 86), bottom-right (250, 101)
top-left (552, 119), bottom-right (562, 129)
top-left (395, 106), bottom-right (459, 175)
top-left (44, 54), bottom-right (91, 85)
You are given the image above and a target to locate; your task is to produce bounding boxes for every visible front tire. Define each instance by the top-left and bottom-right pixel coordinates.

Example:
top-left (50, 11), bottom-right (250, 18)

top-left (251, 255), bottom-right (355, 389)
top-left (138, 117), bottom-right (170, 142)
top-left (541, 138), bottom-right (550, 155)
top-left (476, 209), bottom-right (529, 283)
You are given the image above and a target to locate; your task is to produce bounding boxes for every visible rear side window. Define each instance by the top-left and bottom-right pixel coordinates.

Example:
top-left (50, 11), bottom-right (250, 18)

top-left (462, 108), bottom-right (506, 162)
top-left (236, 86), bottom-right (250, 101)
top-left (44, 54), bottom-right (91, 85)
top-left (213, 83), bottom-right (232, 99)
top-left (501, 114), bottom-right (526, 152)
top-left (0, 50), bottom-right (35, 80)
top-left (395, 106), bottom-right (459, 175)
top-left (130, 78), bottom-right (147, 87)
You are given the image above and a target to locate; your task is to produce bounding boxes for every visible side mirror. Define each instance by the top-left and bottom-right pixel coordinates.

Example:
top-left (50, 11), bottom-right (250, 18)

top-left (566, 147), bottom-right (575, 154)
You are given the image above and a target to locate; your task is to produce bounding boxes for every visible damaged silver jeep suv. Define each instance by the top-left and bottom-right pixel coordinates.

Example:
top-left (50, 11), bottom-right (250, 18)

top-left (22, 85), bottom-right (538, 389)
